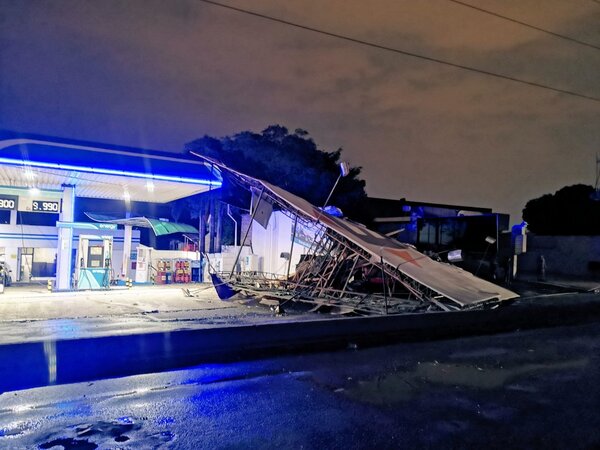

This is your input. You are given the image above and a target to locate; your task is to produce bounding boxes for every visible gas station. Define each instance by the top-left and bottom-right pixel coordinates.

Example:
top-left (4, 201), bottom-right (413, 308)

top-left (0, 131), bottom-right (221, 291)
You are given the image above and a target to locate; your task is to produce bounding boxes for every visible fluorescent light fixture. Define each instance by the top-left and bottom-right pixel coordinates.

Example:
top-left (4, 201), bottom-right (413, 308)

top-left (447, 249), bottom-right (463, 263)
top-left (339, 161), bottom-right (350, 177)
top-left (0, 158), bottom-right (222, 187)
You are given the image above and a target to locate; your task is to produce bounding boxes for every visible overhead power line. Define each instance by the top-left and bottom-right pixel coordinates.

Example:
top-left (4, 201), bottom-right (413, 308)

top-left (446, 0), bottom-right (600, 51)
top-left (197, 0), bottom-right (600, 103)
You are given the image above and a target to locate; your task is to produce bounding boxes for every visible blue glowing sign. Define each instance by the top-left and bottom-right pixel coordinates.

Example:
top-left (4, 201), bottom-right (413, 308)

top-left (56, 221), bottom-right (118, 230)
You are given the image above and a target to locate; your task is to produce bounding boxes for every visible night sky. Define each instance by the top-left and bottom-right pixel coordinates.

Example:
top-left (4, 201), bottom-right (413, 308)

top-left (1, 0), bottom-right (598, 223)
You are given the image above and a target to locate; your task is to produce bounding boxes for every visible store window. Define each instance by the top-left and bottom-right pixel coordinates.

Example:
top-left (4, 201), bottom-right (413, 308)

top-left (0, 210), bottom-right (10, 224)
top-left (32, 248), bottom-right (56, 278)
top-left (418, 222), bottom-right (438, 246)
top-left (17, 212), bottom-right (59, 226)
top-left (19, 247), bottom-right (56, 279)
top-left (440, 219), bottom-right (455, 246)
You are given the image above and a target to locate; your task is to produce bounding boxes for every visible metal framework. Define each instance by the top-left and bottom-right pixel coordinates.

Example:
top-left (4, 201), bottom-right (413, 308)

top-left (191, 155), bottom-right (518, 315)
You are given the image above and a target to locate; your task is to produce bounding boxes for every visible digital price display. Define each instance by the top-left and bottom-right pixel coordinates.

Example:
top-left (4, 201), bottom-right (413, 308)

top-left (0, 195), bottom-right (18, 210)
top-left (32, 200), bottom-right (60, 213)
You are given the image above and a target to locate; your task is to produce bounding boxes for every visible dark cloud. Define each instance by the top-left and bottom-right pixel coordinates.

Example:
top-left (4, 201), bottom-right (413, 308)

top-left (0, 0), bottom-right (598, 222)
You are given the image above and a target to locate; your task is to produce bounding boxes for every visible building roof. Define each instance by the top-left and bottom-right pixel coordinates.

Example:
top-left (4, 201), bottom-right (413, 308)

top-left (365, 196), bottom-right (493, 219)
top-left (0, 130), bottom-right (221, 203)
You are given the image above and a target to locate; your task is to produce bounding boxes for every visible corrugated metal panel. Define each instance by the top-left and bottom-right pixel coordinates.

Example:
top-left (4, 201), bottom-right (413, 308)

top-left (261, 180), bottom-right (518, 307)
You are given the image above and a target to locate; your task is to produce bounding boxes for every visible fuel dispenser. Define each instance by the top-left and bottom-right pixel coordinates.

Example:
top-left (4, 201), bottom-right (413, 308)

top-left (76, 235), bottom-right (113, 290)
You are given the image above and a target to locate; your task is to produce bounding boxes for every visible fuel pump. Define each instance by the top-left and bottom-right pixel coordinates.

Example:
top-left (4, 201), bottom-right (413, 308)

top-left (76, 235), bottom-right (113, 290)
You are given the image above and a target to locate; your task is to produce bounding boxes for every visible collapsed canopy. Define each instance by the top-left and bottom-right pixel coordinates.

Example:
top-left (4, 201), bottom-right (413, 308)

top-left (193, 154), bottom-right (518, 312)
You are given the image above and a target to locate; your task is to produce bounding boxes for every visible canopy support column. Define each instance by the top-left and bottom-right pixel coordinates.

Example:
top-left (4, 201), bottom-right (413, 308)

top-left (121, 210), bottom-right (132, 279)
top-left (56, 185), bottom-right (75, 290)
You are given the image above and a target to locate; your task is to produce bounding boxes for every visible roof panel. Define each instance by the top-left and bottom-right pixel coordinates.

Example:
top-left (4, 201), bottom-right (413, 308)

top-left (0, 135), bottom-right (221, 186)
top-left (0, 165), bottom-right (210, 203)
top-left (85, 213), bottom-right (198, 236)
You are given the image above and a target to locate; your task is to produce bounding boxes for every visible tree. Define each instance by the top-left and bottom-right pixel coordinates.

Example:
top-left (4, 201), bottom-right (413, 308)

top-left (182, 189), bottom-right (221, 252)
top-left (185, 125), bottom-right (368, 221)
top-left (169, 198), bottom-right (187, 223)
top-left (523, 184), bottom-right (600, 235)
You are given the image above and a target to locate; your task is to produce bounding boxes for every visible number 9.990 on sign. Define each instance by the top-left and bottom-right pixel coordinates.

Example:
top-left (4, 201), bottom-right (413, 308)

top-left (32, 200), bottom-right (60, 212)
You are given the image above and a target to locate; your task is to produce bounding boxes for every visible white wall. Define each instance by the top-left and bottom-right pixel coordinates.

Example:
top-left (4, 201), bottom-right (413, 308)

top-left (203, 246), bottom-right (251, 280)
top-left (518, 234), bottom-right (600, 278)
top-left (171, 212), bottom-right (318, 281)
top-left (250, 211), bottom-right (315, 277)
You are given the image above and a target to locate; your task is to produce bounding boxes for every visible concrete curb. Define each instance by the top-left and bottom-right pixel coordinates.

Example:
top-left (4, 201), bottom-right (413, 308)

top-left (2, 297), bottom-right (600, 393)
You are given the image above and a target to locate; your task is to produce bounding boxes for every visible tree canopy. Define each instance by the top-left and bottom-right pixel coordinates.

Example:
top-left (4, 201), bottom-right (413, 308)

top-left (185, 125), bottom-right (368, 221)
top-left (523, 184), bottom-right (600, 235)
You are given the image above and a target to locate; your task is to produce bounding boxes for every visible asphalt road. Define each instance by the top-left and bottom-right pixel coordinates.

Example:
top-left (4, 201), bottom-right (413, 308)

top-left (1, 322), bottom-right (598, 449)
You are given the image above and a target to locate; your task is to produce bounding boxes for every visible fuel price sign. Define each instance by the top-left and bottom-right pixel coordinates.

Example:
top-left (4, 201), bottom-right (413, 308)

top-left (32, 200), bottom-right (60, 213)
top-left (0, 195), bottom-right (18, 210)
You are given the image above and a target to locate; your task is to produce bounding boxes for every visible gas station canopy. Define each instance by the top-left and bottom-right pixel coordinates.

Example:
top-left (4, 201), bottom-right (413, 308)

top-left (0, 131), bottom-right (220, 291)
top-left (0, 131), bottom-right (221, 202)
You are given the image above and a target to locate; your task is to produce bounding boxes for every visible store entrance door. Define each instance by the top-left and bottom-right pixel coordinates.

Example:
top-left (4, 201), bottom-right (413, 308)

top-left (18, 248), bottom-right (34, 282)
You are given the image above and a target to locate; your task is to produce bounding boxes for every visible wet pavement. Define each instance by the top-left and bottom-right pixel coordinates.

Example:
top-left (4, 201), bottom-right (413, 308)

top-left (1, 322), bottom-right (599, 449)
top-left (2, 281), bottom-right (600, 395)
top-left (0, 279), bottom-right (598, 345)
top-left (0, 284), bottom-right (316, 344)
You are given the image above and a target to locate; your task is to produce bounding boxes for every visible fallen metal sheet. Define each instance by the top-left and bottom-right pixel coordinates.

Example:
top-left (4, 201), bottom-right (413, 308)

top-left (258, 181), bottom-right (518, 308)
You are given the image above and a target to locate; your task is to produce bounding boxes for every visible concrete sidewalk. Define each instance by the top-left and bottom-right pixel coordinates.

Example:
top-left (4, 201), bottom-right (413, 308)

top-left (0, 283), bottom-right (315, 344)
top-left (0, 283), bottom-right (238, 320)
top-left (1, 281), bottom-right (600, 345)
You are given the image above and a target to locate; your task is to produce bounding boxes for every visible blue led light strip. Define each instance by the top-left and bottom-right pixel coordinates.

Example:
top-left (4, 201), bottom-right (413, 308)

top-left (0, 158), bottom-right (222, 187)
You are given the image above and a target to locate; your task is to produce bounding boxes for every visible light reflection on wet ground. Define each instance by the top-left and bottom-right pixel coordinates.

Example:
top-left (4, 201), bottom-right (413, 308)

top-left (1, 322), bottom-right (599, 449)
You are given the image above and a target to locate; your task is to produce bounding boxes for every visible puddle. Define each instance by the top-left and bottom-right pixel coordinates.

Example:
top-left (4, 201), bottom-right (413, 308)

top-left (419, 359), bottom-right (588, 389)
top-left (39, 437), bottom-right (97, 449)
top-left (35, 418), bottom-right (175, 449)
top-left (343, 358), bottom-right (588, 404)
